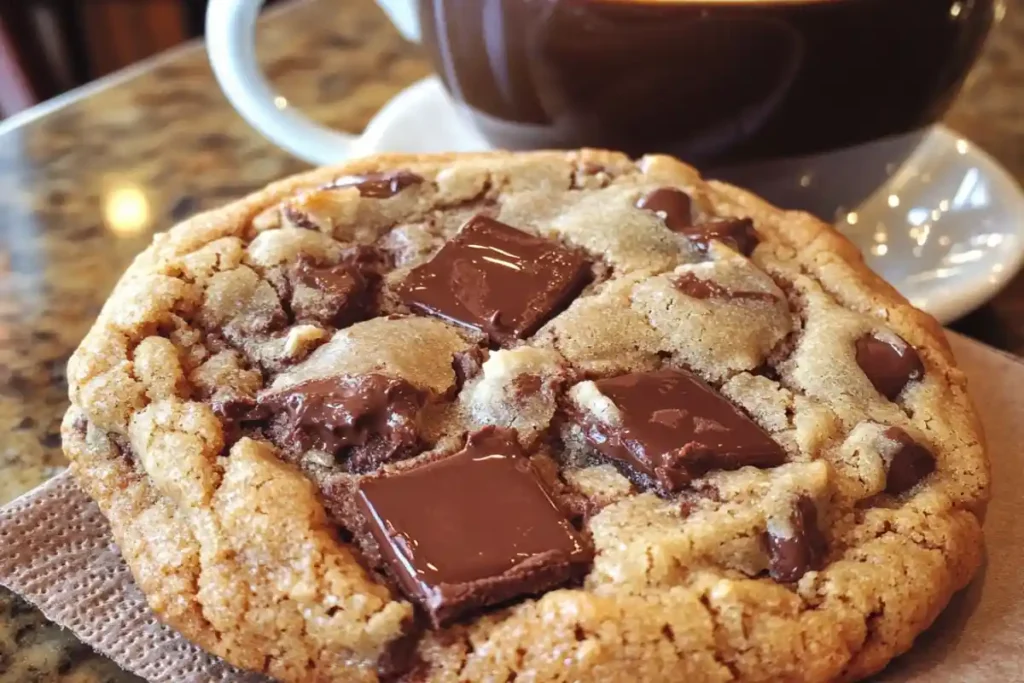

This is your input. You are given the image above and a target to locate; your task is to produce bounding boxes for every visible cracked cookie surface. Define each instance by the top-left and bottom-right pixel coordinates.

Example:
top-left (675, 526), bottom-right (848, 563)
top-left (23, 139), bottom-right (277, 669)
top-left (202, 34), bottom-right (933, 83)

top-left (62, 150), bottom-right (988, 683)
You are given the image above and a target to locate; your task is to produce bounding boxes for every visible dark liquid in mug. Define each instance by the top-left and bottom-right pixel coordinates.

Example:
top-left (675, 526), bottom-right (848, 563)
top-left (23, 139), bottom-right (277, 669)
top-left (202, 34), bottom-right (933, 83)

top-left (419, 0), bottom-right (993, 164)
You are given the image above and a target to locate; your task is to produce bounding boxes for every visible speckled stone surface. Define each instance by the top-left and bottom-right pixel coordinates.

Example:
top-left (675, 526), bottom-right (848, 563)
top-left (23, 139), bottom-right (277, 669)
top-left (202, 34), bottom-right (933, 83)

top-left (0, 0), bottom-right (1019, 679)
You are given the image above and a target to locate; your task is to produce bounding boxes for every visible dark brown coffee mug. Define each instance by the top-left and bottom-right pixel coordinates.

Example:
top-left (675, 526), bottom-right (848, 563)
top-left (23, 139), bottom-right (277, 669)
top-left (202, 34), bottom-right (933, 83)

top-left (418, 0), bottom-right (994, 165)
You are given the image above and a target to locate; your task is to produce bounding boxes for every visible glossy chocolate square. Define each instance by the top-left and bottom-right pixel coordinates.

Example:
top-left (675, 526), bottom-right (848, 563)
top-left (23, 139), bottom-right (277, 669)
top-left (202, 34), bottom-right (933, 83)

top-left (397, 215), bottom-right (591, 345)
top-left (357, 427), bottom-right (591, 627)
top-left (573, 368), bottom-right (785, 493)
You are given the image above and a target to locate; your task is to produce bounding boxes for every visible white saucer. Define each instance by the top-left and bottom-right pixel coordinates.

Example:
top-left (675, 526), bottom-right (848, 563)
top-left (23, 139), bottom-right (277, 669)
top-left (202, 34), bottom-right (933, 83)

top-left (353, 76), bottom-right (1024, 324)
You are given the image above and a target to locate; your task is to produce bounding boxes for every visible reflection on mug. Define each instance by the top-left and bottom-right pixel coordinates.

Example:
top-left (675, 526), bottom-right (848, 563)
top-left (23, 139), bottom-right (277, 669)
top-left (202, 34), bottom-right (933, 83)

top-left (522, 14), bottom-right (804, 161)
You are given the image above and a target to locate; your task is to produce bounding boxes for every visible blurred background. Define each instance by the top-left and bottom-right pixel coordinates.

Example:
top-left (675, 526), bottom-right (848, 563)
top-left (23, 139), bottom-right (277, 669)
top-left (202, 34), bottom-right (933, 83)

top-left (0, 0), bottom-right (288, 117)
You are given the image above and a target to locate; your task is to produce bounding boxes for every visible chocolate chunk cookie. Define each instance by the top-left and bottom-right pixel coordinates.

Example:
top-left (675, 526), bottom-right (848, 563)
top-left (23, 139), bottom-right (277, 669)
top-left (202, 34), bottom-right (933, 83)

top-left (62, 150), bottom-right (988, 683)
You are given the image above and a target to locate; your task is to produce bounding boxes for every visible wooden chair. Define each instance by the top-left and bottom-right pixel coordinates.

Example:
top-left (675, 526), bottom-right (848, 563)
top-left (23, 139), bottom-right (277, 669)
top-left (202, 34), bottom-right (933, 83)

top-left (0, 0), bottom-right (192, 117)
top-left (0, 1), bottom-right (82, 115)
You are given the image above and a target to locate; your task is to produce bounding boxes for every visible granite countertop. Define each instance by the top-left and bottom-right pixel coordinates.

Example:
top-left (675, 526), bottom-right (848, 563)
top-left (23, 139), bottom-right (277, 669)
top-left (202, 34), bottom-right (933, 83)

top-left (0, 0), bottom-right (1020, 679)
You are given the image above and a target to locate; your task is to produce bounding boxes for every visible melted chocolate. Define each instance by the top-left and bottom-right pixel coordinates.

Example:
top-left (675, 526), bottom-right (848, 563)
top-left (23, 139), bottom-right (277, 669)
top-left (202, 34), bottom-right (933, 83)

top-left (209, 393), bottom-right (259, 421)
top-left (289, 248), bottom-right (388, 328)
top-left (882, 427), bottom-right (936, 495)
top-left (451, 346), bottom-right (489, 392)
top-left (855, 333), bottom-right (924, 400)
top-left (397, 215), bottom-right (591, 345)
top-left (766, 495), bottom-right (827, 583)
top-left (296, 262), bottom-right (363, 298)
top-left (375, 619), bottom-right (424, 681)
top-left (291, 261), bottom-right (371, 328)
top-left (679, 218), bottom-right (760, 256)
top-left (636, 188), bottom-right (693, 232)
top-left (577, 368), bottom-right (785, 494)
top-left (257, 374), bottom-right (424, 465)
top-left (357, 427), bottom-right (592, 628)
top-left (326, 170), bottom-right (424, 198)
top-left (674, 272), bottom-right (777, 303)
top-left (282, 204), bottom-right (320, 231)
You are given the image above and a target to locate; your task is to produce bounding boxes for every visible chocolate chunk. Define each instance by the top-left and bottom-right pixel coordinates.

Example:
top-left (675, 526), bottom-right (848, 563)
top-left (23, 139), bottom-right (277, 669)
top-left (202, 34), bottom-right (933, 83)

top-left (358, 427), bottom-right (592, 628)
top-left (451, 346), bottom-right (488, 392)
top-left (679, 218), bottom-right (759, 256)
top-left (326, 170), bottom-right (424, 198)
top-left (209, 393), bottom-right (267, 445)
top-left (766, 496), bottom-right (827, 582)
top-left (282, 204), bottom-right (319, 231)
top-left (258, 374), bottom-right (424, 468)
top-left (290, 248), bottom-right (386, 328)
top-left (882, 427), bottom-right (936, 494)
top-left (636, 188), bottom-right (693, 232)
top-left (210, 393), bottom-right (258, 421)
top-left (375, 619), bottom-right (423, 680)
top-left (674, 273), bottom-right (777, 303)
top-left (575, 368), bottom-right (785, 494)
top-left (397, 215), bottom-right (591, 345)
top-left (338, 243), bottom-right (392, 273)
top-left (291, 261), bottom-right (372, 327)
top-left (855, 333), bottom-right (924, 400)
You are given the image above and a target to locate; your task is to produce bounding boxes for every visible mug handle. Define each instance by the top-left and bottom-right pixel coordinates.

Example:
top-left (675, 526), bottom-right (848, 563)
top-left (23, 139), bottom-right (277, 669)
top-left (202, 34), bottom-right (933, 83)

top-left (206, 0), bottom-right (421, 166)
top-left (377, 0), bottom-right (422, 43)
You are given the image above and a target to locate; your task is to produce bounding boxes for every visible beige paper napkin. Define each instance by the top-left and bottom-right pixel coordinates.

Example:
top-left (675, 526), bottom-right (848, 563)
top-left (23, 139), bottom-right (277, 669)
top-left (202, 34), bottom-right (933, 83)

top-left (0, 332), bottom-right (1020, 682)
top-left (0, 471), bottom-right (269, 683)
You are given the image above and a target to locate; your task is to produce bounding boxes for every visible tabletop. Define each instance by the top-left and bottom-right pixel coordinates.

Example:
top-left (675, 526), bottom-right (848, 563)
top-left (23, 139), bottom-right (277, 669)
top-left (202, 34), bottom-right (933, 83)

top-left (0, 0), bottom-right (1021, 679)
